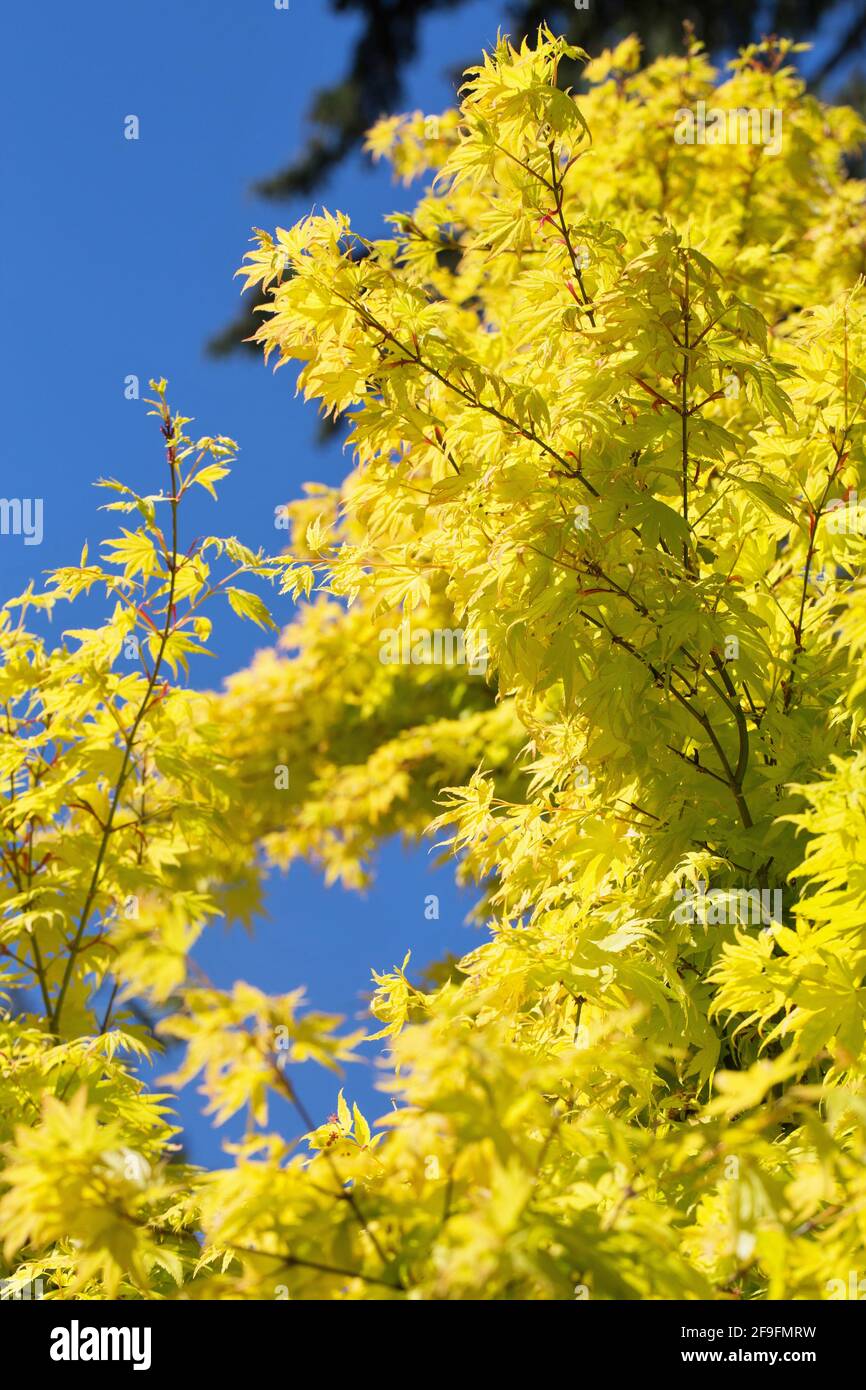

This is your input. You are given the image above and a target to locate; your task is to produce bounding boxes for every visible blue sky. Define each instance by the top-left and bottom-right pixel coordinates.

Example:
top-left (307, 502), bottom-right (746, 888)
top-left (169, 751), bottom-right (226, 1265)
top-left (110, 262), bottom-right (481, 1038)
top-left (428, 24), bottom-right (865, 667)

top-left (1, 0), bottom-right (858, 1168)
top-left (0, 0), bottom-right (512, 1168)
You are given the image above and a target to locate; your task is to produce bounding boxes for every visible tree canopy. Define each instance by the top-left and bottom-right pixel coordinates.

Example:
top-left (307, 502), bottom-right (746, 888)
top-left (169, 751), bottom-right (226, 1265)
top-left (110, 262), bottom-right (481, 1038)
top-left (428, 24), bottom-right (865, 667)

top-left (209, 1), bottom-right (866, 358)
top-left (3, 29), bottom-right (866, 1300)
